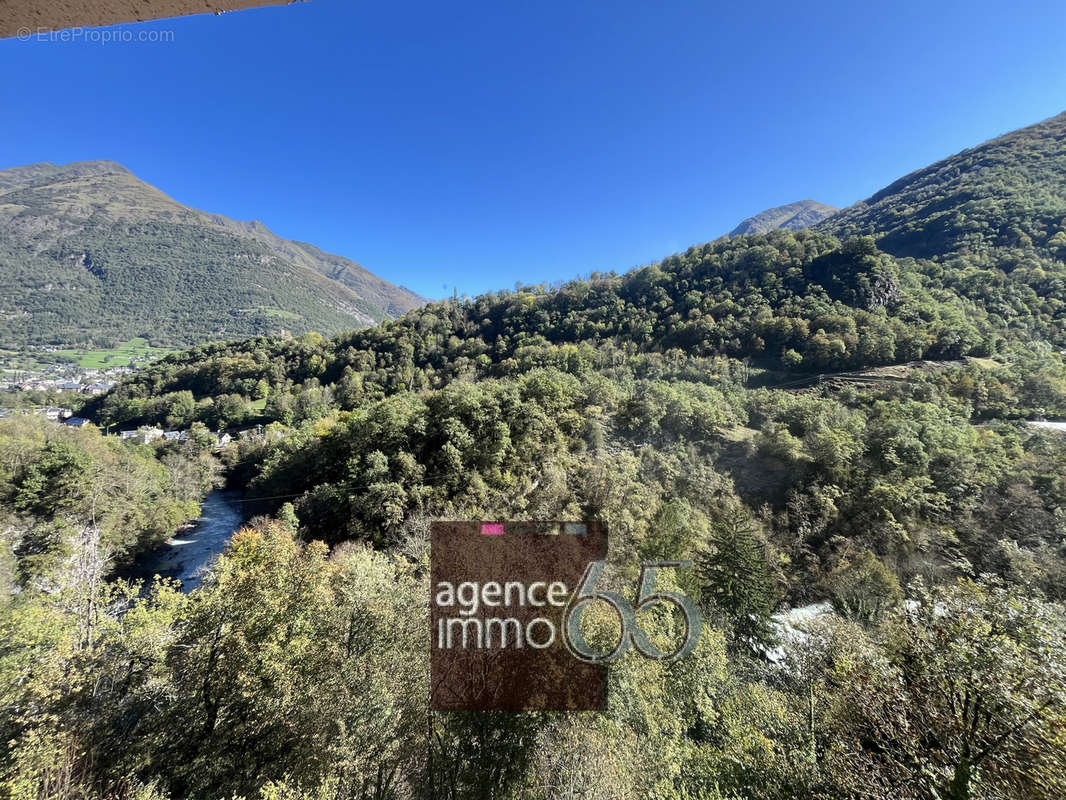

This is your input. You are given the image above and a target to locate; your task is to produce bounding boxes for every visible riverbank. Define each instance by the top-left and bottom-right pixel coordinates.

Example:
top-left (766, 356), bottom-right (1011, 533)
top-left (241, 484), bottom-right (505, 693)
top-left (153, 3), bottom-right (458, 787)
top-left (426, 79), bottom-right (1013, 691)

top-left (119, 489), bottom-right (247, 592)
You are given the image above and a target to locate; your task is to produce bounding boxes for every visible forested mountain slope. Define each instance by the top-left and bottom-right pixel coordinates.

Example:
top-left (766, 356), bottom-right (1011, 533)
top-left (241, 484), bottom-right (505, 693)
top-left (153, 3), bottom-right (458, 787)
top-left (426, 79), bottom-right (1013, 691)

top-left (88, 222), bottom-right (1064, 432)
top-left (89, 111), bottom-right (1066, 433)
top-left (79, 110), bottom-right (1066, 575)
top-left (5, 115), bottom-right (1066, 800)
top-left (821, 111), bottom-right (1066, 261)
top-left (0, 161), bottom-right (424, 347)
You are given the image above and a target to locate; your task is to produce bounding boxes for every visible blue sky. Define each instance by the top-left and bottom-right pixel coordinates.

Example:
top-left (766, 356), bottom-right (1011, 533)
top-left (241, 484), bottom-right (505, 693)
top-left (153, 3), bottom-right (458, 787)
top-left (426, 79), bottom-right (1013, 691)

top-left (3, 0), bottom-right (1066, 300)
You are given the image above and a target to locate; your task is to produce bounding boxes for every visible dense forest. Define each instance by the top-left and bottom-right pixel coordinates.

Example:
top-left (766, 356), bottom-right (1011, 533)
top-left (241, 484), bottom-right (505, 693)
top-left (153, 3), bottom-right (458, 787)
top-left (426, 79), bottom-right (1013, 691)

top-left (2, 114), bottom-right (1066, 800)
top-left (87, 227), bottom-right (1066, 431)
top-left (823, 111), bottom-right (1066, 264)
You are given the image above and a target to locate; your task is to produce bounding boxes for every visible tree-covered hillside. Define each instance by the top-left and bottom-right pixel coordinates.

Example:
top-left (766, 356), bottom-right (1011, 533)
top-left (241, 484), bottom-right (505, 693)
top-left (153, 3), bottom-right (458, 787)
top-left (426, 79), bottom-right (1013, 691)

top-left (4, 113), bottom-right (1066, 800)
top-left (0, 416), bottom-right (220, 594)
top-left (822, 111), bottom-right (1066, 263)
top-left (0, 161), bottom-right (425, 347)
top-left (86, 226), bottom-right (1066, 433)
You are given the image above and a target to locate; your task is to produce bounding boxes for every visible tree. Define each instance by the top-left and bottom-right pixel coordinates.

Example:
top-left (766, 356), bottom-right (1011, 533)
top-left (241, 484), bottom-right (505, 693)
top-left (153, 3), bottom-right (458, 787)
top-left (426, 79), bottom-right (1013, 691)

top-left (696, 507), bottom-right (777, 649)
top-left (13, 440), bottom-right (89, 519)
top-left (149, 522), bottom-right (425, 799)
top-left (840, 578), bottom-right (1066, 800)
top-left (826, 551), bottom-right (902, 625)
top-left (782, 348), bottom-right (804, 368)
top-left (164, 391), bottom-right (196, 429)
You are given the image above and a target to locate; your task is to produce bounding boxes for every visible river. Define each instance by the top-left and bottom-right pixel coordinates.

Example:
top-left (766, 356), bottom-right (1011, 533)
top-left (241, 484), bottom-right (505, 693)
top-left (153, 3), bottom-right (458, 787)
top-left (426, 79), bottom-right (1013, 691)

top-left (123, 424), bottom-right (1065, 595)
top-left (1029, 420), bottom-right (1066, 432)
top-left (122, 489), bottom-right (246, 592)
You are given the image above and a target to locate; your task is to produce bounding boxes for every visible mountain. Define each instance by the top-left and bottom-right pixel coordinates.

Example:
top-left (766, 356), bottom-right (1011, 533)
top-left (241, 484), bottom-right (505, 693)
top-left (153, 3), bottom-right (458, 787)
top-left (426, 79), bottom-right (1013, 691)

top-left (88, 110), bottom-right (1066, 434)
top-left (79, 110), bottom-right (1066, 628)
top-left (728, 199), bottom-right (837, 236)
top-left (10, 116), bottom-right (1066, 800)
top-left (0, 160), bottom-right (425, 348)
top-left (89, 110), bottom-right (1066, 435)
top-left (820, 111), bottom-right (1066, 261)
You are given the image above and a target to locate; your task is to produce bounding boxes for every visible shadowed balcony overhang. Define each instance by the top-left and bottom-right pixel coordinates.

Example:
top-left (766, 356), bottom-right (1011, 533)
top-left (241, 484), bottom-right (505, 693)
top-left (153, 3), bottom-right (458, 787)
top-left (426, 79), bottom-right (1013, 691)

top-left (0, 1), bottom-right (304, 38)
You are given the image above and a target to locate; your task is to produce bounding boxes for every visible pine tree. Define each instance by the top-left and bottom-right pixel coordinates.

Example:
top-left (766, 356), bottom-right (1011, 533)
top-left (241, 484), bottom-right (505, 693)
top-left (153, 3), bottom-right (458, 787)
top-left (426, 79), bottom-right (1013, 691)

top-left (696, 507), bottom-right (776, 649)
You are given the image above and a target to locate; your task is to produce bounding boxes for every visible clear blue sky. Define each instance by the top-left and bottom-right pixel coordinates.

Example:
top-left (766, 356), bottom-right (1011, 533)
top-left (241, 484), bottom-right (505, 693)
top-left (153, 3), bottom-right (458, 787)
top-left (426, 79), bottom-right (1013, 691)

top-left (3, 0), bottom-right (1066, 300)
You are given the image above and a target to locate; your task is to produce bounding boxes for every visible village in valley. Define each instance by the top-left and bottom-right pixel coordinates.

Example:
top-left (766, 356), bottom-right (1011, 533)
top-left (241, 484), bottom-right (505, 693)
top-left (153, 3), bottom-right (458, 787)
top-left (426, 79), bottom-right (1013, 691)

top-left (0, 345), bottom-right (250, 449)
top-left (0, 399), bottom-right (247, 450)
top-left (0, 361), bottom-right (124, 396)
top-left (0, 337), bottom-right (172, 396)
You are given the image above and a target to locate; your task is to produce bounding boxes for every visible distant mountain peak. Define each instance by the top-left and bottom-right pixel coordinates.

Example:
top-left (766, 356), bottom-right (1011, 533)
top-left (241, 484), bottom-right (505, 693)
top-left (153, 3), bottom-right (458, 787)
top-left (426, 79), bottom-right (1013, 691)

top-left (729, 200), bottom-right (838, 237)
top-left (0, 159), bottom-right (134, 190)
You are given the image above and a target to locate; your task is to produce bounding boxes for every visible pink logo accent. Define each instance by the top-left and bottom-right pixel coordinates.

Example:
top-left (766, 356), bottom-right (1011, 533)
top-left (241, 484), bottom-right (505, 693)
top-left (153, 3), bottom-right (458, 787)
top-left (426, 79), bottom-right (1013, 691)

top-left (481, 522), bottom-right (505, 536)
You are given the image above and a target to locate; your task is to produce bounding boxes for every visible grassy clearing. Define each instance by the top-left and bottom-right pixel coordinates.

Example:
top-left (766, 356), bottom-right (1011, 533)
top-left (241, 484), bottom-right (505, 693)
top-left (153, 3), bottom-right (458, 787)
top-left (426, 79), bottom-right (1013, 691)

top-left (51, 338), bottom-right (176, 368)
top-left (720, 425), bottom-right (759, 443)
top-left (2, 338), bottom-right (176, 371)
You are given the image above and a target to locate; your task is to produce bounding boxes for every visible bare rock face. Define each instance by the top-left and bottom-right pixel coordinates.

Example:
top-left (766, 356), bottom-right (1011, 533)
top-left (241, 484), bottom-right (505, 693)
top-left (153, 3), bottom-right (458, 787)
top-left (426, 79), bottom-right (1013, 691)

top-left (803, 236), bottom-right (902, 311)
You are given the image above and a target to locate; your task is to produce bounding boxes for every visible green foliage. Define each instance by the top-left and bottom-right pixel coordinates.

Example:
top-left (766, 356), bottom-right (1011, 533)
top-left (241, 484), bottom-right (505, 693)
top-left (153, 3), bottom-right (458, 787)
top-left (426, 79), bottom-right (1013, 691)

top-left (0, 162), bottom-right (422, 349)
top-left (12, 440), bottom-right (90, 519)
top-left (825, 551), bottom-right (903, 624)
top-left (824, 112), bottom-right (1066, 348)
top-left (697, 507), bottom-right (777, 649)
top-left (0, 416), bottom-right (216, 593)
top-left (835, 578), bottom-right (1066, 799)
top-left (6, 116), bottom-right (1066, 800)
